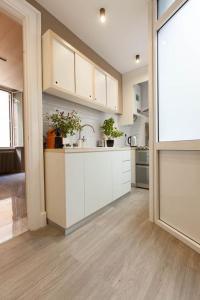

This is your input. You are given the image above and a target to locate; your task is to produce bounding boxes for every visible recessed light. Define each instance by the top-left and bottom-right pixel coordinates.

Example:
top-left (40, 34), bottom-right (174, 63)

top-left (100, 8), bottom-right (106, 23)
top-left (136, 54), bottom-right (140, 64)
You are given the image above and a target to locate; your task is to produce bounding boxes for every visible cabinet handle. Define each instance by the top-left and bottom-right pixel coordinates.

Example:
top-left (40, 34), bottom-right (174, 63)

top-left (89, 95), bottom-right (92, 98)
top-left (55, 81), bottom-right (58, 84)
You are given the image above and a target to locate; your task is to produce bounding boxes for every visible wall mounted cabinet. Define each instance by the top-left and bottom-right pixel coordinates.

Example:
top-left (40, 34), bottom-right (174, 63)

top-left (42, 30), bottom-right (121, 114)
top-left (107, 76), bottom-right (119, 112)
top-left (94, 68), bottom-right (107, 106)
top-left (52, 38), bottom-right (75, 93)
top-left (75, 53), bottom-right (93, 101)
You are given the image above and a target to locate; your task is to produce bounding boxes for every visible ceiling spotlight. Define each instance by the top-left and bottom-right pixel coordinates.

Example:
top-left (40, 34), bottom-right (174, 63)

top-left (100, 8), bottom-right (106, 23)
top-left (136, 54), bottom-right (140, 64)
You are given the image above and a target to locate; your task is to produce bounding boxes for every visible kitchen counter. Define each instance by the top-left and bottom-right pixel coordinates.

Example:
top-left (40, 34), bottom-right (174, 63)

top-left (45, 147), bottom-right (131, 153)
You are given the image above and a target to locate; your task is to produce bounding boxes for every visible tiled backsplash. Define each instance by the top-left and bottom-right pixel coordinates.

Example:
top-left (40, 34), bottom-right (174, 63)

top-left (43, 94), bottom-right (133, 147)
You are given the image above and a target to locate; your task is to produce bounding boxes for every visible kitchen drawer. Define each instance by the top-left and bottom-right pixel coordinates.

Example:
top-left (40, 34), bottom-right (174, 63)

top-left (122, 171), bottom-right (131, 184)
top-left (122, 160), bottom-right (131, 173)
top-left (121, 181), bottom-right (131, 195)
top-left (121, 151), bottom-right (131, 162)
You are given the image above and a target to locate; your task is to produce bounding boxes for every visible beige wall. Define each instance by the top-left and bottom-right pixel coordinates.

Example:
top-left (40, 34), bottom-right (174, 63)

top-left (26, 0), bottom-right (122, 106)
top-left (0, 11), bottom-right (23, 91)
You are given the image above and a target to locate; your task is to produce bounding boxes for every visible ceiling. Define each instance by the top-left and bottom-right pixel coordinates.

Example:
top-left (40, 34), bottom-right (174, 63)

top-left (36, 0), bottom-right (148, 74)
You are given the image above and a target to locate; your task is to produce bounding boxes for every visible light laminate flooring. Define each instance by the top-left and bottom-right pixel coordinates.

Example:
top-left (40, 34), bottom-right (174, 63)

top-left (0, 173), bottom-right (27, 244)
top-left (0, 188), bottom-right (200, 300)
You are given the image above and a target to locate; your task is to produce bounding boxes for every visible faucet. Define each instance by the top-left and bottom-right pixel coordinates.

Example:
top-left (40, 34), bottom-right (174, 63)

top-left (78, 124), bottom-right (95, 141)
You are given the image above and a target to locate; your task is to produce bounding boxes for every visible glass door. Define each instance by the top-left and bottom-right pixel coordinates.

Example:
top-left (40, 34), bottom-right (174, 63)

top-left (152, 0), bottom-right (200, 246)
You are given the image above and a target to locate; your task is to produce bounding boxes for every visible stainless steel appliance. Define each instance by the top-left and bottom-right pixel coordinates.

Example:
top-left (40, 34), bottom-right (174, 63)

top-left (136, 147), bottom-right (149, 189)
top-left (128, 135), bottom-right (137, 147)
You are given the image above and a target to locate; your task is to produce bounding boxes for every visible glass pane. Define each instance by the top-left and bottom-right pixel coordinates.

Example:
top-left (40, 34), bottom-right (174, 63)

top-left (0, 90), bottom-right (10, 147)
top-left (157, 0), bottom-right (176, 17)
top-left (158, 0), bottom-right (200, 142)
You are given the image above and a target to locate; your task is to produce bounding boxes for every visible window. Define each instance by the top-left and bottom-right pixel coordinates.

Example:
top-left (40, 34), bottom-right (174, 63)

top-left (157, 0), bottom-right (200, 142)
top-left (157, 0), bottom-right (176, 18)
top-left (0, 90), bottom-right (24, 148)
top-left (0, 90), bottom-right (11, 147)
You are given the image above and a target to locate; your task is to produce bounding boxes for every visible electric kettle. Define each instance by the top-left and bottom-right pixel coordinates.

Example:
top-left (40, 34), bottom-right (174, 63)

top-left (128, 135), bottom-right (137, 147)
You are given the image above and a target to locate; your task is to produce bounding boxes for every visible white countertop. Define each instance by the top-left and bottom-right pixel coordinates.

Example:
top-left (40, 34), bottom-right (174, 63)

top-left (45, 147), bottom-right (131, 153)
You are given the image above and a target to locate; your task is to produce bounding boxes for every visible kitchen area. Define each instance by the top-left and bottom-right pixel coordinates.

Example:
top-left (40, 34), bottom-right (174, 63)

top-left (42, 28), bottom-right (149, 234)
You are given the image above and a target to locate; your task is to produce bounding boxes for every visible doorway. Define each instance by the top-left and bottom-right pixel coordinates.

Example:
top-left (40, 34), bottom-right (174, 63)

top-left (0, 0), bottom-right (46, 234)
top-left (0, 12), bottom-right (27, 243)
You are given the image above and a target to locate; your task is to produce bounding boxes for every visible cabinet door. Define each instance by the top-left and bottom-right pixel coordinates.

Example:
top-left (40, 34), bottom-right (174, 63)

top-left (84, 152), bottom-right (112, 217)
top-left (112, 151), bottom-right (123, 200)
top-left (131, 150), bottom-right (136, 185)
top-left (107, 76), bottom-right (118, 111)
top-left (52, 39), bottom-right (75, 92)
top-left (94, 68), bottom-right (106, 106)
top-left (65, 154), bottom-right (85, 226)
top-left (75, 54), bottom-right (93, 100)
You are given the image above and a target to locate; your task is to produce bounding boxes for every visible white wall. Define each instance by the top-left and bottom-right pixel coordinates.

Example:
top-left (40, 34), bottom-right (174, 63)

top-left (120, 66), bottom-right (148, 125)
top-left (43, 93), bottom-right (133, 147)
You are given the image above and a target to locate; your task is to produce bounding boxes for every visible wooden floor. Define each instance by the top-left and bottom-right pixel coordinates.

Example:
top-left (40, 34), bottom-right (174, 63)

top-left (0, 188), bottom-right (200, 300)
top-left (0, 173), bottom-right (27, 244)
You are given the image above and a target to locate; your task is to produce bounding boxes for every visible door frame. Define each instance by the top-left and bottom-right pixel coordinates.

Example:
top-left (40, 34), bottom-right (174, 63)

top-left (0, 0), bottom-right (46, 230)
top-left (149, 0), bottom-right (200, 253)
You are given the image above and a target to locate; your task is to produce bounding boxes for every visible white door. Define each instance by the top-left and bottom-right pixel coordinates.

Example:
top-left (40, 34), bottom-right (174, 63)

top-left (152, 0), bottom-right (200, 246)
top-left (75, 53), bottom-right (93, 100)
top-left (94, 68), bottom-right (106, 106)
top-left (84, 152), bottom-right (112, 216)
top-left (107, 76), bottom-right (118, 111)
top-left (52, 38), bottom-right (75, 92)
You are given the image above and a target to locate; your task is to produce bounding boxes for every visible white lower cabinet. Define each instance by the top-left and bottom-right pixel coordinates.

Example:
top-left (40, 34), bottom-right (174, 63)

top-left (45, 150), bottom-right (131, 230)
top-left (84, 152), bottom-right (112, 216)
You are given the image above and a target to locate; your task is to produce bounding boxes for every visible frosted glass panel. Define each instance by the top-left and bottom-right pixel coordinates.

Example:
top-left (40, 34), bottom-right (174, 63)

top-left (157, 0), bottom-right (175, 17)
top-left (158, 0), bottom-right (200, 142)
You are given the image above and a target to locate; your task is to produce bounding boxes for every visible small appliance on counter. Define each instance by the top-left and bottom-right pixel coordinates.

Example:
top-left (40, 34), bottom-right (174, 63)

top-left (128, 135), bottom-right (137, 147)
top-left (97, 140), bottom-right (105, 147)
top-left (136, 146), bottom-right (149, 189)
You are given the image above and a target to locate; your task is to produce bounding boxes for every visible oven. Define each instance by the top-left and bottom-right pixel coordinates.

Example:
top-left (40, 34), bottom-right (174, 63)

top-left (136, 149), bottom-right (149, 189)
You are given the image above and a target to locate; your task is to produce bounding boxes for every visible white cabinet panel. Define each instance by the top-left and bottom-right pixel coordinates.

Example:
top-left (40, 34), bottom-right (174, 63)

top-left (112, 151), bottom-right (131, 201)
top-left (66, 154), bottom-right (85, 226)
top-left (52, 39), bottom-right (75, 92)
top-left (94, 68), bottom-right (106, 106)
top-left (131, 149), bottom-right (136, 185)
top-left (75, 54), bottom-right (93, 100)
top-left (84, 152), bottom-right (112, 216)
top-left (107, 76), bottom-right (118, 111)
top-left (112, 152), bottom-right (123, 200)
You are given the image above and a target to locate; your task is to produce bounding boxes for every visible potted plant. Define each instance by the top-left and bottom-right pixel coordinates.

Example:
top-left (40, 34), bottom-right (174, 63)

top-left (46, 110), bottom-right (81, 148)
top-left (101, 117), bottom-right (123, 147)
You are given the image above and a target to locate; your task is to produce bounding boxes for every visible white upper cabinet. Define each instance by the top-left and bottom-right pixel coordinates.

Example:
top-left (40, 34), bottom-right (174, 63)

top-left (94, 68), bottom-right (107, 106)
top-left (107, 76), bottom-right (118, 112)
top-left (42, 30), bottom-right (120, 114)
top-left (52, 39), bottom-right (75, 93)
top-left (75, 54), bottom-right (93, 101)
